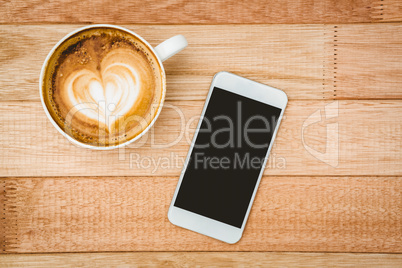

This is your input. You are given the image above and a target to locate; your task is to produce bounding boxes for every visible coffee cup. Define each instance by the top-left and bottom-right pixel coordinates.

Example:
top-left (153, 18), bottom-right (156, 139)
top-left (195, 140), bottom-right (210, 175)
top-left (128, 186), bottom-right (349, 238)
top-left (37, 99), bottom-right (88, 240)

top-left (40, 24), bottom-right (187, 150)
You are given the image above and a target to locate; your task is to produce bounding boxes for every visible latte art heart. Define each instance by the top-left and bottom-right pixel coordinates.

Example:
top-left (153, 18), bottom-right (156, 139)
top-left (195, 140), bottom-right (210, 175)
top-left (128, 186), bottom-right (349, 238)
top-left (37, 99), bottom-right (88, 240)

top-left (43, 28), bottom-right (164, 146)
top-left (66, 58), bottom-right (141, 131)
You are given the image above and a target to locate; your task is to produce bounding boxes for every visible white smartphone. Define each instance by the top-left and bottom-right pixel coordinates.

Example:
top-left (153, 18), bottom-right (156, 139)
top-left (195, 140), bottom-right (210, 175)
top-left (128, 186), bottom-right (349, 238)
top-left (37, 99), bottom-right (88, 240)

top-left (168, 72), bottom-right (288, 244)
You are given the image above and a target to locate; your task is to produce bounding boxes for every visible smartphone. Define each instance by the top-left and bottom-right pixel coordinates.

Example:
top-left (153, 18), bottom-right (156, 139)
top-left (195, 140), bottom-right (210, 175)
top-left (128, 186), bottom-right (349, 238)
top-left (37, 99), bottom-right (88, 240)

top-left (168, 72), bottom-right (287, 244)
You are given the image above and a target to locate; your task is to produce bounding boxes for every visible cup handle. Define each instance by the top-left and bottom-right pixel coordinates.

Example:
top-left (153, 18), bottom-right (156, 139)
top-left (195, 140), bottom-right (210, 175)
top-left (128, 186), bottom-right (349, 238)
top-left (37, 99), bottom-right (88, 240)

top-left (154, 35), bottom-right (188, 62)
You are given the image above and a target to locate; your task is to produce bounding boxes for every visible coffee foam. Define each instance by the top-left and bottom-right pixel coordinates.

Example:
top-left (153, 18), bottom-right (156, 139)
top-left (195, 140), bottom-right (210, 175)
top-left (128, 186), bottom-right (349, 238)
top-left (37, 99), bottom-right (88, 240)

top-left (42, 27), bottom-right (164, 147)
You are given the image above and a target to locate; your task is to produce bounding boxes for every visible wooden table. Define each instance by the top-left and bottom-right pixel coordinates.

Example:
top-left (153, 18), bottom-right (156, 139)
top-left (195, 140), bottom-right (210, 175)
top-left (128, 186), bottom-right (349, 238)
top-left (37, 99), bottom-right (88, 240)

top-left (1, 0), bottom-right (401, 266)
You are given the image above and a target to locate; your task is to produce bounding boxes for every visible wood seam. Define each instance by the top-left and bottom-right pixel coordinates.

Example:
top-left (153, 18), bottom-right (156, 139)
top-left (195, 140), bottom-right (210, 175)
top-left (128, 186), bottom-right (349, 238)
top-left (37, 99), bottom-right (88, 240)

top-left (0, 180), bottom-right (4, 252)
top-left (333, 25), bottom-right (338, 99)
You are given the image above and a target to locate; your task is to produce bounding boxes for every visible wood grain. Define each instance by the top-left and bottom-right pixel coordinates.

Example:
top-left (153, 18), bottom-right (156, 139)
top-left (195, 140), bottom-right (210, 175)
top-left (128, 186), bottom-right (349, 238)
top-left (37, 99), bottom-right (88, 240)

top-left (325, 24), bottom-right (402, 99)
top-left (1, 24), bottom-right (402, 102)
top-left (0, 24), bottom-right (330, 101)
top-left (2, 252), bottom-right (402, 267)
top-left (0, 3), bottom-right (401, 258)
top-left (374, 0), bottom-right (402, 22)
top-left (1, 100), bottom-right (401, 177)
top-left (0, 0), bottom-right (393, 24)
top-left (1, 176), bottom-right (401, 253)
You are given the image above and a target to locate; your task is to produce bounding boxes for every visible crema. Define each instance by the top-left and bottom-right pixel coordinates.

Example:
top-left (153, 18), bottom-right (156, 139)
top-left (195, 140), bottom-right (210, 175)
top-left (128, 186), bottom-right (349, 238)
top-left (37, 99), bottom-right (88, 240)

top-left (42, 27), bottom-right (164, 147)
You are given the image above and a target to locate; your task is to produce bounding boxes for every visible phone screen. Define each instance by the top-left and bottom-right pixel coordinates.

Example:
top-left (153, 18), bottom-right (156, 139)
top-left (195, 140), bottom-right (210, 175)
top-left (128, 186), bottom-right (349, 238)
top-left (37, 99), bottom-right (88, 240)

top-left (174, 87), bottom-right (282, 228)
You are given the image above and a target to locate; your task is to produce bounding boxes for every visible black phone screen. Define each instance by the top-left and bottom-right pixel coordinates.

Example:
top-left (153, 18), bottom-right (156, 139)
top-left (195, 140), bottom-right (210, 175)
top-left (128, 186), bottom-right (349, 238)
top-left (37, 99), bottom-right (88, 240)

top-left (174, 87), bottom-right (282, 228)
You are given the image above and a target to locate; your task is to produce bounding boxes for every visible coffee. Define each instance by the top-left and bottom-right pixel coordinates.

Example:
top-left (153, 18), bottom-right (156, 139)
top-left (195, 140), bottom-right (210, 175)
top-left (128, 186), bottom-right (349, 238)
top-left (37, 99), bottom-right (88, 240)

top-left (42, 27), bottom-right (164, 147)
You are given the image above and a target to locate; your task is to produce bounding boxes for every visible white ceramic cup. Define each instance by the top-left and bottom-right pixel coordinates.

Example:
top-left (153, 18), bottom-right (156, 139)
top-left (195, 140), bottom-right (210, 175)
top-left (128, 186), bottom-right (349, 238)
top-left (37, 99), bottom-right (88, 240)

top-left (40, 24), bottom-right (188, 150)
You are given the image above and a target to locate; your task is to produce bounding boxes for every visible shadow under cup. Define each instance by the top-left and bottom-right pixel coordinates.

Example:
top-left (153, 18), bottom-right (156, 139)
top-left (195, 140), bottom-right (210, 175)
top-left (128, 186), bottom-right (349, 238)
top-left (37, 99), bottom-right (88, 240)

top-left (40, 26), bottom-right (166, 149)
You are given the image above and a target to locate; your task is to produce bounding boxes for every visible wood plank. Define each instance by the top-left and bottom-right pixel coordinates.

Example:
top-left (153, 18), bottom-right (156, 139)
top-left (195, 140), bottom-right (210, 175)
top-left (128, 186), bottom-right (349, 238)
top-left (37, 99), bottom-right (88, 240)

top-left (2, 252), bottom-right (402, 267)
top-left (1, 176), bottom-right (401, 253)
top-left (1, 24), bottom-right (402, 102)
top-left (325, 24), bottom-right (402, 99)
top-left (373, 0), bottom-right (402, 22)
top-left (0, 24), bottom-right (330, 101)
top-left (0, 100), bottom-right (401, 177)
top-left (0, 0), bottom-right (390, 24)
